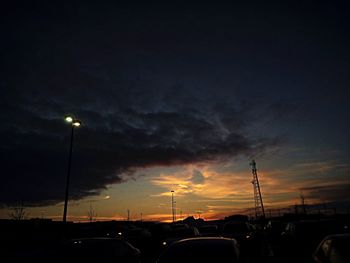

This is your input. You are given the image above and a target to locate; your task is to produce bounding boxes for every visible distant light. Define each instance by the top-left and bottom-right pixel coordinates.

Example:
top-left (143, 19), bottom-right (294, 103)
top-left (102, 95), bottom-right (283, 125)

top-left (162, 241), bottom-right (167, 246)
top-left (245, 235), bottom-right (251, 239)
top-left (118, 232), bottom-right (122, 236)
top-left (72, 120), bottom-right (81, 127)
top-left (65, 116), bottom-right (73, 123)
top-left (106, 233), bottom-right (110, 236)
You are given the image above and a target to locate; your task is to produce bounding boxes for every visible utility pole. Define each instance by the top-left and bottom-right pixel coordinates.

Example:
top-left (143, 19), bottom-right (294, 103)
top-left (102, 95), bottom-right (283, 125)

top-left (300, 191), bottom-right (307, 214)
top-left (171, 191), bottom-right (176, 222)
top-left (250, 160), bottom-right (265, 219)
top-left (127, 209), bottom-right (130, 221)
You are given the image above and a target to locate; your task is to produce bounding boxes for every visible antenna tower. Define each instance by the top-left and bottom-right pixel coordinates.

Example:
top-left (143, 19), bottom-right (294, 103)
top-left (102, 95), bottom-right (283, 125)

top-left (250, 160), bottom-right (265, 219)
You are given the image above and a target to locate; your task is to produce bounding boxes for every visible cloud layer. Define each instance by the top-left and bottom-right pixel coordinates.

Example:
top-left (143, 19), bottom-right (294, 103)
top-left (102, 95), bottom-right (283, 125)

top-left (1, 73), bottom-right (284, 206)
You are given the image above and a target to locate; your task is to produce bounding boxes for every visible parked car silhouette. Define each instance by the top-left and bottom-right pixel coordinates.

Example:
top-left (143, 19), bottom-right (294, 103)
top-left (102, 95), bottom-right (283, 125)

top-left (221, 222), bottom-right (256, 243)
top-left (221, 221), bottom-right (262, 262)
top-left (123, 227), bottom-right (152, 249)
top-left (161, 224), bottom-right (200, 247)
top-left (157, 237), bottom-right (240, 263)
top-left (313, 233), bottom-right (350, 263)
top-left (64, 238), bottom-right (141, 263)
top-left (198, 225), bottom-right (219, 236)
top-left (266, 220), bottom-right (286, 240)
top-left (281, 219), bottom-right (342, 262)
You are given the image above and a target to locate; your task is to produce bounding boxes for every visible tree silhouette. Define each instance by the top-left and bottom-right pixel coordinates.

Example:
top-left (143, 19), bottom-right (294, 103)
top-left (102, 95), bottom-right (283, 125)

top-left (87, 204), bottom-right (97, 222)
top-left (9, 204), bottom-right (28, 220)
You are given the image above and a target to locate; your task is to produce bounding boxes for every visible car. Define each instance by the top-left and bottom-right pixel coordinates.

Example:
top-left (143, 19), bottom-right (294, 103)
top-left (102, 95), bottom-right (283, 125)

top-left (313, 233), bottom-right (350, 263)
top-left (63, 238), bottom-right (141, 263)
top-left (198, 225), bottom-right (219, 236)
top-left (157, 237), bottom-right (240, 263)
top-left (266, 220), bottom-right (286, 239)
top-left (281, 220), bottom-right (342, 248)
top-left (221, 222), bottom-right (260, 261)
top-left (221, 222), bottom-right (256, 242)
top-left (161, 225), bottom-right (200, 247)
top-left (123, 227), bottom-right (152, 249)
top-left (280, 219), bottom-right (344, 262)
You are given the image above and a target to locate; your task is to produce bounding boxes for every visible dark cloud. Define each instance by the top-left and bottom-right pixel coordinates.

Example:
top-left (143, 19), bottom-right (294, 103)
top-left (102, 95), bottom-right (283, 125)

top-left (301, 183), bottom-right (350, 203)
top-left (0, 83), bottom-right (282, 206)
top-left (190, 170), bottom-right (205, 185)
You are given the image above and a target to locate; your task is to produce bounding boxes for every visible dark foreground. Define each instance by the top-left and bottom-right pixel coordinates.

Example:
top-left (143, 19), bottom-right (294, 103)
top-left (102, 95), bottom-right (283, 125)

top-left (1, 214), bottom-right (349, 263)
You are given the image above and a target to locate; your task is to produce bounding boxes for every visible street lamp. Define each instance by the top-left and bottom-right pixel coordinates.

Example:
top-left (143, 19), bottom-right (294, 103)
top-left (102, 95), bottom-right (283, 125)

top-left (63, 115), bottom-right (82, 223)
top-left (171, 190), bottom-right (176, 223)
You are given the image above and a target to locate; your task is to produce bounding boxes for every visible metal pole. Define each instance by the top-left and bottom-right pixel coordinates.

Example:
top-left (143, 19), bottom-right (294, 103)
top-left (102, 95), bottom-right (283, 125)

top-left (63, 126), bottom-right (74, 223)
top-left (171, 191), bottom-right (174, 222)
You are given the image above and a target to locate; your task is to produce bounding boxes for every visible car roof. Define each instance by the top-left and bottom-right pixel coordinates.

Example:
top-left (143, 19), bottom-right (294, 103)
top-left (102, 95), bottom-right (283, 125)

top-left (70, 237), bottom-right (122, 242)
top-left (159, 237), bottom-right (239, 263)
top-left (175, 237), bottom-right (236, 243)
top-left (323, 233), bottom-right (350, 240)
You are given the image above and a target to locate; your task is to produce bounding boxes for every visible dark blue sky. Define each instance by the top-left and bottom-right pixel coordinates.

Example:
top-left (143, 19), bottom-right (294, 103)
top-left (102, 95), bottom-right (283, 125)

top-left (0, 1), bottom-right (349, 213)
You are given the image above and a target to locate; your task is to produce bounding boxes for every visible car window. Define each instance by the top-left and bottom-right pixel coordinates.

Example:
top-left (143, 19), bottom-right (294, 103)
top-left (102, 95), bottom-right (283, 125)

top-left (223, 223), bottom-right (249, 234)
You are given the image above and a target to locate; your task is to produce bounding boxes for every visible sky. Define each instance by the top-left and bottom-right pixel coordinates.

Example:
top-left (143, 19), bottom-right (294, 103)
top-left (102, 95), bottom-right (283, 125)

top-left (1, 1), bottom-right (349, 221)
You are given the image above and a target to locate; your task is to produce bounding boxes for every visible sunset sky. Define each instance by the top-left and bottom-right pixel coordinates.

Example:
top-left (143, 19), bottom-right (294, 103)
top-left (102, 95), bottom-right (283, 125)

top-left (1, 1), bottom-right (349, 221)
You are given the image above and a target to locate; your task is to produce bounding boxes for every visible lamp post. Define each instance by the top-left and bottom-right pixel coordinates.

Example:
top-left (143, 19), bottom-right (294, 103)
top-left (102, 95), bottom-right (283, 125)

top-left (63, 115), bottom-right (81, 223)
top-left (171, 190), bottom-right (176, 222)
